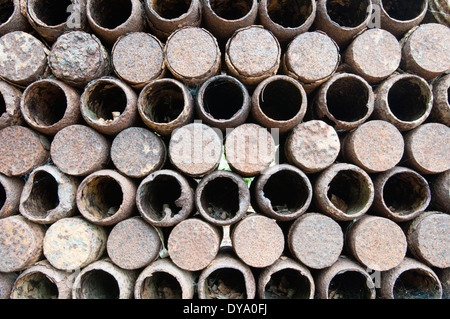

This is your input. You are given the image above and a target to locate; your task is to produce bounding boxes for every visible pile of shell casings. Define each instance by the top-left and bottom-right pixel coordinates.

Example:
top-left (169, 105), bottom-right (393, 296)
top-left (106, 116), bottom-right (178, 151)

top-left (0, 0), bottom-right (449, 300)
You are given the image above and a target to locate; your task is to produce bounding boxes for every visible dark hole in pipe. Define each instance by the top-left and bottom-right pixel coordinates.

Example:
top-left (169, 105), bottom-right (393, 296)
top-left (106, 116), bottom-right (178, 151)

top-left (0, 0), bottom-right (14, 24)
top-left (447, 87), bottom-right (449, 105)
top-left (382, 0), bottom-right (426, 21)
top-left (209, 0), bottom-right (253, 20)
top-left (262, 170), bottom-right (309, 215)
top-left (393, 269), bottom-right (441, 299)
top-left (0, 183), bottom-right (6, 211)
top-left (84, 82), bottom-right (127, 122)
top-left (140, 271), bottom-right (183, 299)
top-left (328, 271), bottom-right (372, 299)
top-left (200, 177), bottom-right (240, 221)
top-left (139, 175), bottom-right (182, 222)
top-left (326, 77), bottom-right (370, 123)
top-left (326, 0), bottom-right (370, 28)
top-left (203, 78), bottom-right (244, 120)
top-left (259, 79), bottom-right (303, 121)
top-left (264, 268), bottom-right (312, 299)
top-left (24, 82), bottom-right (67, 127)
top-left (80, 176), bottom-right (123, 221)
top-left (14, 273), bottom-right (59, 299)
top-left (30, 0), bottom-right (72, 26)
top-left (327, 170), bottom-right (371, 215)
top-left (205, 268), bottom-right (247, 299)
top-left (78, 270), bottom-right (120, 299)
top-left (141, 82), bottom-right (185, 124)
top-left (267, 0), bottom-right (313, 28)
top-left (387, 78), bottom-right (429, 122)
top-left (90, 0), bottom-right (132, 29)
top-left (23, 171), bottom-right (60, 219)
top-left (0, 93), bottom-right (6, 116)
top-left (152, 0), bottom-right (192, 19)
top-left (382, 172), bottom-right (429, 215)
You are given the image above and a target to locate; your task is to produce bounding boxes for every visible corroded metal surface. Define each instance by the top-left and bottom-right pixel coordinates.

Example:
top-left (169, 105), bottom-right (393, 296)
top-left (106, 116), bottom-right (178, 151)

top-left (0, 80), bottom-right (23, 129)
top-left (0, 215), bottom-right (46, 273)
top-left (0, 125), bottom-right (50, 177)
top-left (288, 213), bottom-right (343, 270)
top-left (430, 170), bottom-right (449, 213)
top-left (111, 127), bottom-right (166, 179)
top-left (0, 0), bottom-right (30, 36)
top-left (107, 217), bottom-right (162, 270)
top-left (50, 124), bottom-right (110, 177)
top-left (0, 272), bottom-right (17, 299)
top-left (285, 120), bottom-right (340, 174)
top-left (0, 173), bottom-right (24, 218)
top-left (429, 73), bottom-right (450, 126)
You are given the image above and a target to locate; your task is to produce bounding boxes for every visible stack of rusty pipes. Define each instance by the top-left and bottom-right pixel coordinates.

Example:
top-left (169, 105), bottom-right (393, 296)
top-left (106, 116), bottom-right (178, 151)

top-left (0, 0), bottom-right (449, 300)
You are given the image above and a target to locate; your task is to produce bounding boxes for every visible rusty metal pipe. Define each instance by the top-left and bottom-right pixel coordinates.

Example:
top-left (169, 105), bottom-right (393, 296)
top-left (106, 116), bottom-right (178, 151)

top-left (314, 72), bottom-right (374, 131)
top-left (313, 163), bottom-right (374, 221)
top-left (313, 0), bottom-right (372, 48)
top-left (0, 173), bottom-right (23, 218)
top-left (0, 80), bottom-right (23, 129)
top-left (43, 216), bottom-right (107, 271)
top-left (287, 212), bottom-right (343, 270)
top-left (76, 169), bottom-right (137, 226)
top-left (251, 75), bottom-right (307, 135)
top-left (196, 74), bottom-right (251, 131)
top-left (80, 76), bottom-right (138, 136)
top-left (72, 258), bottom-right (137, 299)
top-left (0, 0), bottom-right (30, 36)
top-left (259, 0), bottom-right (316, 45)
top-left (315, 256), bottom-right (376, 299)
top-left (195, 170), bottom-right (250, 226)
top-left (26, 0), bottom-right (88, 43)
top-left (429, 170), bottom-right (449, 213)
top-left (371, 166), bottom-right (431, 222)
top-left (134, 258), bottom-right (195, 299)
top-left (21, 78), bottom-right (81, 135)
top-left (372, 73), bottom-right (433, 131)
top-left (86, 0), bottom-right (145, 45)
top-left (136, 169), bottom-right (194, 227)
top-left (10, 260), bottom-right (74, 299)
top-left (144, 0), bottom-right (202, 40)
top-left (138, 78), bottom-right (195, 137)
top-left (379, 257), bottom-right (442, 299)
top-left (197, 252), bottom-right (256, 299)
top-left (19, 165), bottom-right (79, 224)
top-left (429, 73), bottom-right (450, 126)
top-left (252, 164), bottom-right (312, 221)
top-left (258, 257), bottom-right (315, 299)
top-left (0, 215), bottom-right (46, 273)
top-left (202, 0), bottom-right (258, 42)
top-left (406, 212), bottom-right (450, 269)
top-left (436, 268), bottom-right (450, 299)
top-left (0, 272), bottom-right (17, 299)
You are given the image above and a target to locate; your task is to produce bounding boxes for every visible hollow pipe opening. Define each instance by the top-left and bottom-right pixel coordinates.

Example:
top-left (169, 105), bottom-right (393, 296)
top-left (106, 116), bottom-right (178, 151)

top-left (258, 78), bottom-right (303, 121)
top-left (326, 77), bottom-right (370, 123)
top-left (203, 78), bottom-right (244, 120)
top-left (199, 177), bottom-right (240, 222)
top-left (262, 170), bottom-right (310, 216)
top-left (382, 172), bottom-right (429, 215)
top-left (203, 268), bottom-right (247, 299)
top-left (77, 270), bottom-right (120, 299)
top-left (387, 77), bottom-right (430, 122)
top-left (22, 171), bottom-right (60, 219)
top-left (266, 0), bottom-right (314, 28)
top-left (22, 81), bottom-right (68, 127)
top-left (139, 271), bottom-right (183, 299)
top-left (264, 268), bottom-right (312, 299)
top-left (0, 183), bottom-right (6, 212)
top-left (326, 170), bottom-right (372, 216)
top-left (140, 81), bottom-right (185, 124)
top-left (83, 81), bottom-right (127, 123)
top-left (209, 0), bottom-right (253, 20)
top-left (0, 93), bottom-right (5, 116)
top-left (79, 176), bottom-right (124, 221)
top-left (381, 0), bottom-right (427, 21)
top-left (325, 0), bottom-right (370, 28)
top-left (13, 272), bottom-right (59, 299)
top-left (151, 0), bottom-right (192, 19)
top-left (328, 270), bottom-right (373, 299)
top-left (0, 0), bottom-right (14, 25)
top-left (89, 0), bottom-right (132, 29)
top-left (393, 269), bottom-right (442, 299)
top-left (139, 175), bottom-right (182, 222)
top-left (29, 0), bottom-right (72, 26)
